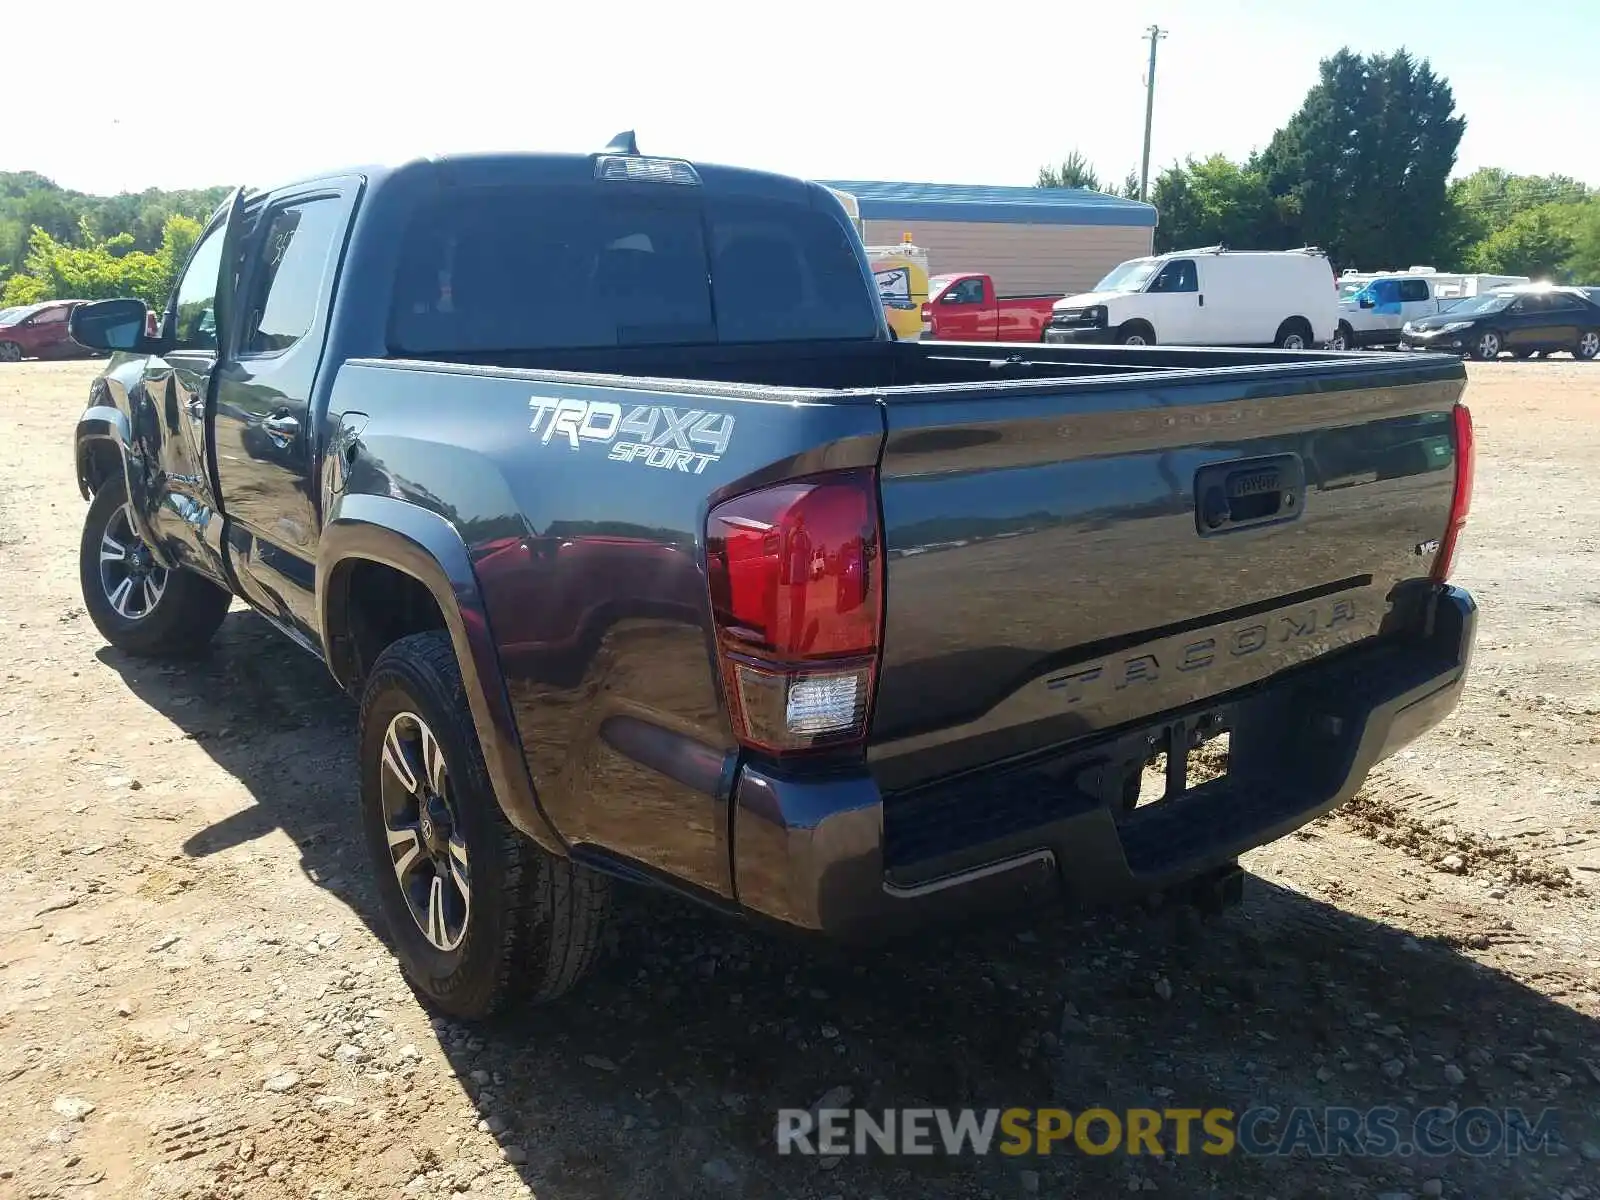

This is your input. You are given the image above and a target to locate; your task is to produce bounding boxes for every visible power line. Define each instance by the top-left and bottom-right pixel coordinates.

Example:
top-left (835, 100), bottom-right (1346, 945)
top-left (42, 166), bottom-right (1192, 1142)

top-left (1139, 25), bottom-right (1168, 203)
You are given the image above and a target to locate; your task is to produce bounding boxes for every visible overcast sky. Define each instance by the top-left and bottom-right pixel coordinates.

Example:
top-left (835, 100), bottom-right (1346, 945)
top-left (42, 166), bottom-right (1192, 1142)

top-left (9, 0), bottom-right (1595, 196)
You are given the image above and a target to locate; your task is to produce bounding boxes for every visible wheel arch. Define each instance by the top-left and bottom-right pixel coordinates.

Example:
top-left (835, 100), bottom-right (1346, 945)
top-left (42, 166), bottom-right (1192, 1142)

top-left (318, 492), bottom-right (564, 854)
top-left (74, 405), bottom-right (134, 502)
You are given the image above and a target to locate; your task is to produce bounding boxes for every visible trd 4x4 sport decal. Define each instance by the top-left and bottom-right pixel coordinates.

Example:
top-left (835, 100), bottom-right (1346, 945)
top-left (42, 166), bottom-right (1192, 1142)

top-left (528, 397), bottom-right (735, 475)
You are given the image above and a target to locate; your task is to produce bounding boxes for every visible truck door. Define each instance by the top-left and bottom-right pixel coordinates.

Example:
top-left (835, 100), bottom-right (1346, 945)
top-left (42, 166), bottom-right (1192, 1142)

top-left (211, 181), bottom-right (357, 644)
top-left (934, 275), bottom-right (991, 340)
top-left (126, 187), bottom-right (248, 586)
top-left (1141, 257), bottom-right (1201, 342)
top-left (1397, 278), bottom-right (1434, 336)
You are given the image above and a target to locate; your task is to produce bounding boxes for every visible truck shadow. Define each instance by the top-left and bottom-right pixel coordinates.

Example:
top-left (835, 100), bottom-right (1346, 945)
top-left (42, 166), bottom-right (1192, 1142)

top-left (99, 609), bottom-right (1600, 1200)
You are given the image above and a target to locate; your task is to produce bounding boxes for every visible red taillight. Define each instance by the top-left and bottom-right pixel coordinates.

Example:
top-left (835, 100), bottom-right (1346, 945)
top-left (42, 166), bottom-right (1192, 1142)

top-left (705, 469), bottom-right (883, 755)
top-left (1431, 403), bottom-right (1474, 583)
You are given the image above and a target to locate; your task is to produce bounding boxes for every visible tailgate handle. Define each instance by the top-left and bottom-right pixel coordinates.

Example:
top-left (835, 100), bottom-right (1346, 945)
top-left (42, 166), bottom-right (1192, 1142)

top-left (1195, 454), bottom-right (1305, 536)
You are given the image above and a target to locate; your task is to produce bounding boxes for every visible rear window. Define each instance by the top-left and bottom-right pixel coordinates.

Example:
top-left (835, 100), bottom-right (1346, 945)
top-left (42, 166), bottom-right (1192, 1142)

top-left (388, 185), bottom-right (878, 353)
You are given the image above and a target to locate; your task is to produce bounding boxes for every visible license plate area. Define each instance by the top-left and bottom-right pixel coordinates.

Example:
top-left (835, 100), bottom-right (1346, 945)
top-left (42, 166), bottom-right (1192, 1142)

top-left (1120, 712), bottom-right (1232, 818)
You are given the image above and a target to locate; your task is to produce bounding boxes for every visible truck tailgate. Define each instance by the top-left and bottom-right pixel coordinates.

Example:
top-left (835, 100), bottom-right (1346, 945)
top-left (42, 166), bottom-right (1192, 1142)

top-left (869, 359), bottom-right (1467, 793)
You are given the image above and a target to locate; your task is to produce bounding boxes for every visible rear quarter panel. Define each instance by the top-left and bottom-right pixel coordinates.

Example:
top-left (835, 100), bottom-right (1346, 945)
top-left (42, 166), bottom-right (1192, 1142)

top-left (327, 359), bottom-right (884, 898)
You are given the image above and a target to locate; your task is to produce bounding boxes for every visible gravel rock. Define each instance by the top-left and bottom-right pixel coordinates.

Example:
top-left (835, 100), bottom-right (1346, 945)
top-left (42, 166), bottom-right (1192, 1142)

top-left (1020, 1169), bottom-right (1041, 1193)
top-left (1153, 976), bottom-right (1173, 1002)
top-left (1381, 1058), bottom-right (1406, 1080)
top-left (334, 1044), bottom-right (370, 1064)
top-left (263, 1071), bottom-right (300, 1094)
top-left (1443, 1063), bottom-right (1466, 1086)
top-left (51, 1096), bottom-right (95, 1121)
top-left (1439, 854), bottom-right (1465, 874)
top-left (469, 1069), bottom-right (491, 1086)
top-left (1579, 1141), bottom-right (1600, 1163)
top-left (581, 1055), bottom-right (618, 1073)
top-left (114, 997), bottom-right (138, 1017)
top-left (501, 1145), bottom-right (527, 1165)
top-left (148, 933), bottom-right (180, 953)
top-left (1421, 1180), bottom-right (1443, 1198)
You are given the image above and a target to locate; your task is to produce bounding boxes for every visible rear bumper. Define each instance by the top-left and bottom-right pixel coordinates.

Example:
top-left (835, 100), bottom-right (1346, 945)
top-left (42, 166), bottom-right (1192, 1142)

top-left (731, 585), bottom-right (1476, 940)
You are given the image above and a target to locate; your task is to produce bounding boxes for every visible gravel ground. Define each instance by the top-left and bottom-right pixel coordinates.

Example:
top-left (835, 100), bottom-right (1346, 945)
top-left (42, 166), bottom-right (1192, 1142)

top-left (0, 358), bottom-right (1597, 1200)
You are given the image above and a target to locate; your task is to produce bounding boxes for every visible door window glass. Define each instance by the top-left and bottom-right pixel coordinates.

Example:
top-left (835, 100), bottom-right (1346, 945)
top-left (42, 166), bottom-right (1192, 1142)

top-left (1399, 279), bottom-right (1430, 302)
top-left (1544, 293), bottom-right (1584, 312)
top-left (943, 278), bottom-right (985, 304)
top-left (172, 223), bottom-right (228, 351)
top-left (35, 305), bottom-right (69, 324)
top-left (1148, 259), bottom-right (1197, 293)
top-left (239, 199), bottom-right (345, 355)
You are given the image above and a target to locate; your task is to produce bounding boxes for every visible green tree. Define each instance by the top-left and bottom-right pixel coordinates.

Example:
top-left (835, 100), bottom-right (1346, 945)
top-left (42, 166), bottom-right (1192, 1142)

top-left (1568, 202), bottom-right (1600, 282)
top-left (0, 214), bottom-right (203, 308)
top-left (1257, 48), bottom-right (1464, 269)
top-left (1150, 155), bottom-right (1291, 252)
top-left (1036, 150), bottom-right (1102, 191)
top-left (1465, 202), bottom-right (1584, 279)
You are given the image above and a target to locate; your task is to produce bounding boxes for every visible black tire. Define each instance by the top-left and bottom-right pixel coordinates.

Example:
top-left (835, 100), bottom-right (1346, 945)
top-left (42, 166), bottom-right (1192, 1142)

top-left (1275, 318), bottom-right (1314, 350)
top-left (1575, 330), bottom-right (1600, 361)
top-left (1117, 321), bottom-right (1155, 346)
top-left (1329, 322), bottom-right (1355, 351)
top-left (0, 341), bottom-right (21, 363)
top-left (78, 476), bottom-right (231, 657)
top-left (1467, 329), bottom-right (1502, 361)
top-left (359, 630), bottom-right (610, 1020)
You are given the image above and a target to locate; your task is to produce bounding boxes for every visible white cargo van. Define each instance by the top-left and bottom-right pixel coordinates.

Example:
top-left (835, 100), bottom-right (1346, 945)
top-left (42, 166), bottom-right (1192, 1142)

top-left (1044, 247), bottom-right (1338, 349)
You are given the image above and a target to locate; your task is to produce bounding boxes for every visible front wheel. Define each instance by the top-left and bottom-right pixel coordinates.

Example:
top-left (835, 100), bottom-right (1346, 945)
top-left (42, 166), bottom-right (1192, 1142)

top-left (78, 476), bottom-right (231, 657)
top-left (1117, 322), bottom-right (1155, 346)
top-left (1469, 330), bottom-right (1501, 360)
top-left (359, 631), bottom-right (611, 1020)
top-left (1575, 330), bottom-right (1600, 361)
top-left (1328, 323), bottom-right (1354, 352)
top-left (0, 341), bottom-right (21, 363)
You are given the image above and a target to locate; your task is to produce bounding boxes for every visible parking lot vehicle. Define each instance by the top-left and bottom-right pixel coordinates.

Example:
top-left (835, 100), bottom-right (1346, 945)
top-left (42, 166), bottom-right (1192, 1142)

top-left (1332, 272), bottom-right (1454, 350)
top-left (1046, 247), bottom-right (1338, 349)
top-left (68, 137), bottom-right (1478, 1019)
top-left (919, 272), bottom-right (1058, 341)
top-left (867, 239), bottom-right (930, 341)
top-left (0, 299), bottom-right (90, 362)
top-left (1400, 285), bottom-right (1600, 360)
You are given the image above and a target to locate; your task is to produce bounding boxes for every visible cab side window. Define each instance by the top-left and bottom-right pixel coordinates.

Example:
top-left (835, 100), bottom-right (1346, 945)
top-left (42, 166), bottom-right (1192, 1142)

top-left (1148, 259), bottom-right (1197, 293)
top-left (238, 198), bottom-right (344, 356)
top-left (943, 278), bottom-right (986, 304)
top-left (171, 222), bottom-right (228, 351)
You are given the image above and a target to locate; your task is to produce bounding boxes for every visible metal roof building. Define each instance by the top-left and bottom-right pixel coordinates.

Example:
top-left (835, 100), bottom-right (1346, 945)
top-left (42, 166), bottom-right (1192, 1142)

top-left (822, 180), bottom-right (1158, 298)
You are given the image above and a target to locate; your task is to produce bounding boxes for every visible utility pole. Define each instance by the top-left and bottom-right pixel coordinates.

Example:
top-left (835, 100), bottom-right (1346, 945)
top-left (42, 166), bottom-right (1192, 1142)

top-left (1139, 24), bottom-right (1167, 202)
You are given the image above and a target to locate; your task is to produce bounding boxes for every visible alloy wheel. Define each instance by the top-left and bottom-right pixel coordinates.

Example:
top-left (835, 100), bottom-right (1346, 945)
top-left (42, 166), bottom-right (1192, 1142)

top-left (0, 342), bottom-right (21, 363)
top-left (98, 504), bottom-right (168, 620)
top-left (379, 712), bottom-right (470, 952)
top-left (1578, 331), bottom-right (1600, 360)
top-left (1477, 332), bottom-right (1500, 360)
top-left (1282, 332), bottom-right (1307, 350)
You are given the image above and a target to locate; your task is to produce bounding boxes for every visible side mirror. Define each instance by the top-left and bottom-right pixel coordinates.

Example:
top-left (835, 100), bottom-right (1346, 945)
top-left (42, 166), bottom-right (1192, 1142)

top-left (69, 298), bottom-right (157, 353)
top-left (1358, 296), bottom-right (1375, 309)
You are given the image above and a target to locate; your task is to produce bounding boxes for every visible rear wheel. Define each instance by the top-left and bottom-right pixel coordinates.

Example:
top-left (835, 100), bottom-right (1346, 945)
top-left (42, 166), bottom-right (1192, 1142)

top-left (1575, 330), bottom-right (1600, 361)
top-left (0, 341), bottom-right (21, 363)
top-left (78, 476), bottom-right (231, 657)
top-left (359, 630), bottom-right (611, 1020)
top-left (1275, 318), bottom-right (1314, 350)
top-left (1469, 330), bottom-right (1501, 360)
top-left (1117, 321), bottom-right (1155, 346)
top-left (1328, 322), bottom-right (1354, 351)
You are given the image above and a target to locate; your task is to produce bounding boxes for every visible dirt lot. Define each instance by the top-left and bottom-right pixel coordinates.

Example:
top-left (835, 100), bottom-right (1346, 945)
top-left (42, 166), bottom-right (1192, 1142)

top-left (1, 359), bottom-right (1597, 1200)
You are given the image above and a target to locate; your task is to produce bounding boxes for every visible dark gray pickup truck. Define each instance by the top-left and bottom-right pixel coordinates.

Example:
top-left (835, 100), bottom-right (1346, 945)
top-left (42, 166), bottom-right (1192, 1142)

top-left (68, 134), bottom-right (1477, 1019)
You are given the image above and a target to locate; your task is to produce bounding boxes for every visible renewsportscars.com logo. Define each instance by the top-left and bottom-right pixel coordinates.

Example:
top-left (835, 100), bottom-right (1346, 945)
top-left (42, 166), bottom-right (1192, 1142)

top-left (528, 396), bottom-right (735, 475)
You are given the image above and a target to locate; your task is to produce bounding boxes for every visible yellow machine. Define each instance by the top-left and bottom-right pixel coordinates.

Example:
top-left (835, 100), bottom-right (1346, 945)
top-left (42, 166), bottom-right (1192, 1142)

top-left (865, 235), bottom-right (930, 342)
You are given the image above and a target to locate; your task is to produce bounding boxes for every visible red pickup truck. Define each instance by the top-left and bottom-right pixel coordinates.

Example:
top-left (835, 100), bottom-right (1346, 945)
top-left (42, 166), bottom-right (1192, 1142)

top-left (920, 273), bottom-right (1058, 342)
